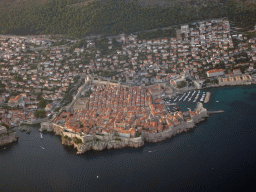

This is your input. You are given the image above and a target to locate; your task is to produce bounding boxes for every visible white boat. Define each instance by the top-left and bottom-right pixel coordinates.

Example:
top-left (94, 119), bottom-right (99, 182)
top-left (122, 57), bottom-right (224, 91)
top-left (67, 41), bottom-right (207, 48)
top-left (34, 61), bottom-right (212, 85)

top-left (40, 133), bottom-right (43, 138)
top-left (216, 101), bottom-right (219, 102)
top-left (184, 92), bottom-right (191, 101)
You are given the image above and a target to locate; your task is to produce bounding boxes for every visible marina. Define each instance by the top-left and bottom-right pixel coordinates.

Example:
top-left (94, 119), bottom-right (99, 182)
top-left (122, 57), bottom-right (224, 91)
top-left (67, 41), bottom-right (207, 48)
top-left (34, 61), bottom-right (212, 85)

top-left (163, 90), bottom-right (212, 114)
top-left (164, 90), bottom-right (213, 113)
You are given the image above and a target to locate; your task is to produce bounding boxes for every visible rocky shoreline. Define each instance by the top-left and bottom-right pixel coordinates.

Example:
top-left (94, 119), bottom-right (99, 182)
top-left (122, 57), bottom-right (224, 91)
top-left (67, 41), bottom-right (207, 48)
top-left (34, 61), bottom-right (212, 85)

top-left (40, 115), bottom-right (208, 155)
top-left (0, 132), bottom-right (19, 147)
top-left (62, 138), bottom-right (144, 154)
top-left (40, 102), bottom-right (212, 154)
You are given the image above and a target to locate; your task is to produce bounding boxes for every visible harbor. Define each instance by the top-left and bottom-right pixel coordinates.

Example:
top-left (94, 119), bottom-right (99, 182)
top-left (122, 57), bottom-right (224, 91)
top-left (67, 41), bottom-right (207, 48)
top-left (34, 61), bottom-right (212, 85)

top-left (164, 90), bottom-right (212, 113)
top-left (1, 85), bottom-right (256, 192)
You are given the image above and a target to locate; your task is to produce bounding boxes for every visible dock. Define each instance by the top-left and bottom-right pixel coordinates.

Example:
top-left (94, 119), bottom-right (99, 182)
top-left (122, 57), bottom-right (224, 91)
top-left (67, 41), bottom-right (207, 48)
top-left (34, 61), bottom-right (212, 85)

top-left (207, 110), bottom-right (224, 115)
top-left (204, 92), bottom-right (211, 103)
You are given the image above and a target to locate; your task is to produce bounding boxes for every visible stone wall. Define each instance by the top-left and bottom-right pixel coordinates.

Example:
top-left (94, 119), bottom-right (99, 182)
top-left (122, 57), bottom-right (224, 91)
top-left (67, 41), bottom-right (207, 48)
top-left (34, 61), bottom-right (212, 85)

top-left (95, 134), bottom-right (112, 141)
top-left (53, 123), bottom-right (64, 135)
top-left (62, 132), bottom-right (86, 143)
top-left (92, 80), bottom-right (130, 88)
top-left (92, 80), bottom-right (120, 86)
top-left (40, 122), bottom-right (54, 132)
top-left (141, 103), bottom-right (208, 143)
top-left (141, 120), bottom-right (195, 143)
top-left (40, 103), bottom-right (208, 154)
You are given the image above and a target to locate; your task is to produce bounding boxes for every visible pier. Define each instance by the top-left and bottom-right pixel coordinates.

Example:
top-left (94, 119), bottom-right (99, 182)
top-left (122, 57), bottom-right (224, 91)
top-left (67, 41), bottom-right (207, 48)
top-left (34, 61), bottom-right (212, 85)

top-left (207, 110), bottom-right (224, 115)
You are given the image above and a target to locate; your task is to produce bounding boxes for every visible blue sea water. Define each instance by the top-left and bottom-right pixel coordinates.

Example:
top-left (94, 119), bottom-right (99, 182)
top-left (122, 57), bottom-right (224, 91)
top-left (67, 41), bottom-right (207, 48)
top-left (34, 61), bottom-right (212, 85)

top-left (1, 86), bottom-right (256, 192)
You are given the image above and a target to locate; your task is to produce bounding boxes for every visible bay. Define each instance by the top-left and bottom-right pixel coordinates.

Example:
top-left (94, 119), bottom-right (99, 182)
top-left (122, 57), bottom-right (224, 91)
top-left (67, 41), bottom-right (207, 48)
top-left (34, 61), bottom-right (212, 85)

top-left (1, 85), bottom-right (256, 192)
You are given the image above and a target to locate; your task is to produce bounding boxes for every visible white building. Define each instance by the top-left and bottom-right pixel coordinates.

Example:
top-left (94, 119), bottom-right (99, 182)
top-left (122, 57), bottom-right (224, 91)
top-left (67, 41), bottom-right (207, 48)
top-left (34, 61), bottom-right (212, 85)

top-left (207, 69), bottom-right (224, 77)
top-left (181, 25), bottom-right (189, 33)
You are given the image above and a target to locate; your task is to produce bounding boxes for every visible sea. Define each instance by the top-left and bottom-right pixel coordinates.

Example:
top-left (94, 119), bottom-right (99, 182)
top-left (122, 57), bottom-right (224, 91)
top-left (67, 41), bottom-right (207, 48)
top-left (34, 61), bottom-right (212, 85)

top-left (1, 85), bottom-right (256, 192)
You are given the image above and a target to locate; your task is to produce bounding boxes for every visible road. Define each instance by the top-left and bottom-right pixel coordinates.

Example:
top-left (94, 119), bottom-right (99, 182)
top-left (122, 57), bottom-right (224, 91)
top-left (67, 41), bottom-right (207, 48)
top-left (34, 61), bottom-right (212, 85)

top-left (65, 76), bottom-right (89, 112)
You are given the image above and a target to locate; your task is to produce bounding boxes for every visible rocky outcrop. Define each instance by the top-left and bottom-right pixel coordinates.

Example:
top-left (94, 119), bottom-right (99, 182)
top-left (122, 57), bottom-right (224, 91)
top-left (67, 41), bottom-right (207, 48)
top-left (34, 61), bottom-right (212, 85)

top-left (62, 138), bottom-right (73, 146)
top-left (65, 139), bottom-right (144, 154)
top-left (0, 132), bottom-right (19, 146)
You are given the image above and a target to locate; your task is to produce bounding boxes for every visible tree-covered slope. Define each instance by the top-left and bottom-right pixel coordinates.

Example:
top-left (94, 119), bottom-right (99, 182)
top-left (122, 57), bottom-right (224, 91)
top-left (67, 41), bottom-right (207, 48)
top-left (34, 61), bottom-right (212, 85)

top-left (0, 0), bottom-right (255, 37)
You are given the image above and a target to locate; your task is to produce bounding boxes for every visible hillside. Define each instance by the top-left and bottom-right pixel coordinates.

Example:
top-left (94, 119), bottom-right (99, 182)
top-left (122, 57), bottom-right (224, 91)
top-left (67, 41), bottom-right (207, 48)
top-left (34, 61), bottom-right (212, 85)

top-left (0, 0), bottom-right (48, 10)
top-left (0, 0), bottom-right (255, 37)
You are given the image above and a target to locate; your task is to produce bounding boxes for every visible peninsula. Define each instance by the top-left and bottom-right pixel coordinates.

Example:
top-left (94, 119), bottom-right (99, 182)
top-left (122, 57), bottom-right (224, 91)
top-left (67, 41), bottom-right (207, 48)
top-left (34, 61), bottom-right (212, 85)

top-left (40, 78), bottom-right (210, 154)
top-left (0, 17), bottom-right (253, 152)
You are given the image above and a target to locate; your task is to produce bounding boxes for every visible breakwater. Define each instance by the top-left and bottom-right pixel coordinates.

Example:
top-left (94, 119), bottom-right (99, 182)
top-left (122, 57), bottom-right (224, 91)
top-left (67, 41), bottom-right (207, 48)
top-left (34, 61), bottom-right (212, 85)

top-left (204, 92), bottom-right (211, 103)
top-left (208, 110), bottom-right (224, 115)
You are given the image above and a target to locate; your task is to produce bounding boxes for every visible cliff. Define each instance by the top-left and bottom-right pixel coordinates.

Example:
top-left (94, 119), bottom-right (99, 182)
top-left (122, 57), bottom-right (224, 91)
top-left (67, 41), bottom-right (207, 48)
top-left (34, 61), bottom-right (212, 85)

top-left (61, 137), bottom-right (144, 154)
top-left (0, 132), bottom-right (19, 146)
top-left (41, 102), bottom-right (210, 155)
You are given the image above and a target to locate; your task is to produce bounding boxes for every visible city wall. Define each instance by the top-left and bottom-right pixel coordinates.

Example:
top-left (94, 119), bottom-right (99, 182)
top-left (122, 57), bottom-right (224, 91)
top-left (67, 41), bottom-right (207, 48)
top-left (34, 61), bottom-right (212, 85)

top-left (92, 80), bottom-right (130, 88)
top-left (142, 120), bottom-right (195, 142)
top-left (41, 103), bottom-right (208, 154)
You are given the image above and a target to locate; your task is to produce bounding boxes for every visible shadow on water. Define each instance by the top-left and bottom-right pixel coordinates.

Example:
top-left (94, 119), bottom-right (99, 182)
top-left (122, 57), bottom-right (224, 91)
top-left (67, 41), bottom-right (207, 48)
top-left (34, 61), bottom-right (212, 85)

top-left (79, 145), bottom-right (146, 158)
top-left (0, 141), bottom-right (19, 152)
top-left (228, 100), bottom-right (253, 111)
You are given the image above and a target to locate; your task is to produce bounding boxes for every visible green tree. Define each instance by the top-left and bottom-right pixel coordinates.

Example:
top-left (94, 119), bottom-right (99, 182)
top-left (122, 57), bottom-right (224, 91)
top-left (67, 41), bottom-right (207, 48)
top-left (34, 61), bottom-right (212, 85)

top-left (38, 99), bottom-right (47, 108)
top-left (177, 81), bottom-right (186, 88)
top-left (34, 110), bottom-right (46, 118)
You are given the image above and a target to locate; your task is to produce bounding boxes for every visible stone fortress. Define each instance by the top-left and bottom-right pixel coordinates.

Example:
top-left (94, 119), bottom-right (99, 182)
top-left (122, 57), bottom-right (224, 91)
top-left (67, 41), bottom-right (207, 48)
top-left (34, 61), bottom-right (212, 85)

top-left (41, 97), bottom-right (209, 154)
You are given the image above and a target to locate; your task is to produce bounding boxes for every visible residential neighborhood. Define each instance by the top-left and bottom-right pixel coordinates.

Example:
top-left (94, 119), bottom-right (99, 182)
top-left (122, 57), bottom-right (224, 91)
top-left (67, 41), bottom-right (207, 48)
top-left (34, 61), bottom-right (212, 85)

top-left (1, 18), bottom-right (256, 129)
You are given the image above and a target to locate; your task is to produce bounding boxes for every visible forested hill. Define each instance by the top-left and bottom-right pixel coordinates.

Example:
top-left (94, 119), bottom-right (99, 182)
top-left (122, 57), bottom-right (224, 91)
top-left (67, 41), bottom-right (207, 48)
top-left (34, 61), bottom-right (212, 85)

top-left (0, 0), bottom-right (255, 37)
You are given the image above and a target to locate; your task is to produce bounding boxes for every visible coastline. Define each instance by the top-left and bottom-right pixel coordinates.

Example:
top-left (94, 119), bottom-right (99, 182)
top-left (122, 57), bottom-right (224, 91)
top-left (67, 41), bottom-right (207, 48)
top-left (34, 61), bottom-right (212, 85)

top-left (40, 102), bottom-right (213, 155)
top-left (0, 132), bottom-right (19, 147)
